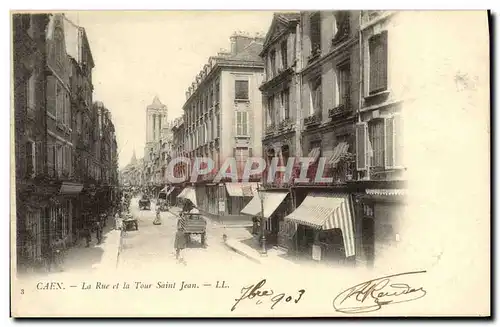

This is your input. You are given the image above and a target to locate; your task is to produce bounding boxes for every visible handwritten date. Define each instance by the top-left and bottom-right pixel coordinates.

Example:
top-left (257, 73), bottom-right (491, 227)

top-left (231, 279), bottom-right (305, 311)
top-left (333, 270), bottom-right (427, 314)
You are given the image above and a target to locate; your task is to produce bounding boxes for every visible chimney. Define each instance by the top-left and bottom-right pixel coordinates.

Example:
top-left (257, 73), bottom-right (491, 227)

top-left (230, 32), bottom-right (254, 55)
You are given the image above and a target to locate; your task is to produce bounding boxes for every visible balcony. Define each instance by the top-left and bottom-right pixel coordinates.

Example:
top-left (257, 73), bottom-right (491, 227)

top-left (328, 96), bottom-right (352, 119)
top-left (307, 44), bottom-right (321, 65)
top-left (265, 123), bottom-right (276, 135)
top-left (304, 112), bottom-right (321, 127)
top-left (278, 118), bottom-right (293, 131)
top-left (332, 13), bottom-right (350, 47)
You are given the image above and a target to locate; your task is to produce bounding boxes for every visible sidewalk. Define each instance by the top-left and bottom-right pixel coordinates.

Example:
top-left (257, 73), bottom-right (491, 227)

top-left (224, 237), bottom-right (299, 268)
top-left (62, 217), bottom-right (122, 272)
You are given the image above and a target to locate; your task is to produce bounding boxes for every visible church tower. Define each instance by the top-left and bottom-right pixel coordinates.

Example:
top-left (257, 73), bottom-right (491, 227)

top-left (146, 96), bottom-right (168, 144)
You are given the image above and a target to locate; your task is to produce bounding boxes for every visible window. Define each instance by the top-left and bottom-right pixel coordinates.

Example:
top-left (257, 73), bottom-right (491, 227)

top-left (337, 62), bottom-right (351, 106)
top-left (54, 29), bottom-right (64, 65)
top-left (267, 95), bottom-right (275, 126)
top-left (216, 113), bottom-right (220, 138)
top-left (310, 12), bottom-right (321, 55)
top-left (27, 71), bottom-right (35, 111)
top-left (280, 40), bottom-right (288, 69)
top-left (281, 88), bottom-right (290, 120)
top-left (270, 50), bottom-right (277, 76)
top-left (368, 31), bottom-right (388, 94)
top-left (310, 140), bottom-right (321, 153)
top-left (235, 147), bottom-right (249, 177)
top-left (368, 119), bottom-right (385, 168)
top-left (214, 80), bottom-right (220, 104)
top-left (309, 76), bottom-right (322, 115)
top-left (25, 141), bottom-right (35, 178)
top-left (236, 111), bottom-right (249, 136)
top-left (235, 80), bottom-right (249, 100)
top-left (76, 112), bottom-right (82, 133)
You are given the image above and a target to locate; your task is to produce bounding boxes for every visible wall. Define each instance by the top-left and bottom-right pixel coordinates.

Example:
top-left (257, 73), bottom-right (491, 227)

top-left (220, 68), bottom-right (264, 162)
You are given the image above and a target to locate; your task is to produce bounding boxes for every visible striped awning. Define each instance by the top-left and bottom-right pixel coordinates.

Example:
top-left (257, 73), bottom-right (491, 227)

top-left (166, 187), bottom-right (175, 196)
top-left (160, 185), bottom-right (169, 193)
top-left (177, 186), bottom-right (197, 206)
top-left (308, 147), bottom-right (321, 164)
top-left (285, 193), bottom-right (355, 257)
top-left (328, 142), bottom-right (349, 167)
top-left (366, 189), bottom-right (407, 196)
top-left (225, 182), bottom-right (258, 197)
top-left (241, 191), bottom-right (288, 219)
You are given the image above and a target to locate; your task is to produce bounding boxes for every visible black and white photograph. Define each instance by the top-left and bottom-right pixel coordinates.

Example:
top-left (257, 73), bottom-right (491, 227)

top-left (10, 10), bottom-right (490, 317)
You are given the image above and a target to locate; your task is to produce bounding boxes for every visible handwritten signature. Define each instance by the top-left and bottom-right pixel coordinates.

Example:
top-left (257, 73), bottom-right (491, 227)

top-left (333, 271), bottom-right (427, 314)
top-left (231, 279), bottom-right (305, 312)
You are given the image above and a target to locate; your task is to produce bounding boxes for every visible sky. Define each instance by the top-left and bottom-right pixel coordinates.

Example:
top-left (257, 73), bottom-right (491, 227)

top-left (63, 11), bottom-right (274, 169)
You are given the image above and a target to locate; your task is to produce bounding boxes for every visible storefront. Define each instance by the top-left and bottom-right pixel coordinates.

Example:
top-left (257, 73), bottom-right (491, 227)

top-left (357, 188), bottom-right (407, 267)
top-left (241, 190), bottom-right (289, 247)
top-left (285, 192), bottom-right (356, 264)
top-left (177, 186), bottom-right (197, 207)
top-left (224, 182), bottom-right (258, 215)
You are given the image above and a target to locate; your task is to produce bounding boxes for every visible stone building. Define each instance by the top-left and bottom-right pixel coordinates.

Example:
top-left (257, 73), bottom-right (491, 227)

top-left (13, 13), bottom-right (119, 271)
top-left (178, 32), bottom-right (265, 217)
top-left (14, 13), bottom-right (51, 269)
top-left (143, 96), bottom-right (168, 189)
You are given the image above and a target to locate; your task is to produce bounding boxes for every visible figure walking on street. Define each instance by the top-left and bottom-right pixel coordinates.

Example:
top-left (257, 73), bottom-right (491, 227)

top-left (153, 205), bottom-right (162, 225)
top-left (96, 221), bottom-right (103, 245)
top-left (174, 225), bottom-right (186, 261)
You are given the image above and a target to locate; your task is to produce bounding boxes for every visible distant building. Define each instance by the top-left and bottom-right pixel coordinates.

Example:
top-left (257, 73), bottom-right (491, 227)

top-left (143, 96), bottom-right (168, 189)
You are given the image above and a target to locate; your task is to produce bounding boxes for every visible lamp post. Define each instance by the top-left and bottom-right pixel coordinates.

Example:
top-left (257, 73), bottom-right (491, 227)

top-left (257, 184), bottom-right (267, 256)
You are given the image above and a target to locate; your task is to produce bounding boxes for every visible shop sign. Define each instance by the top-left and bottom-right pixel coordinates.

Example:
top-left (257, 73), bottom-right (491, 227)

top-left (312, 244), bottom-right (321, 261)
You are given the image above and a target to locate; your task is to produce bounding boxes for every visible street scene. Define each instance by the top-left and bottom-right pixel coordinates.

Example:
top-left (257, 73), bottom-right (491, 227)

top-left (13, 10), bottom-right (411, 276)
top-left (16, 10), bottom-right (476, 277)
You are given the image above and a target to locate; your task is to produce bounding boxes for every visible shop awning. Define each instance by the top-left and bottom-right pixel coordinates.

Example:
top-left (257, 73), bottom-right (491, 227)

top-left (241, 191), bottom-right (288, 219)
top-left (166, 187), bottom-right (175, 196)
top-left (59, 182), bottom-right (83, 194)
top-left (160, 185), bottom-right (169, 193)
top-left (285, 193), bottom-right (355, 257)
top-left (177, 186), bottom-right (197, 206)
top-left (328, 142), bottom-right (349, 167)
top-left (225, 182), bottom-right (258, 197)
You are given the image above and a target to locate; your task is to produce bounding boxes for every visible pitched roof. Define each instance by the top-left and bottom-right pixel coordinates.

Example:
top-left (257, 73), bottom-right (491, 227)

top-left (230, 41), bottom-right (264, 62)
top-left (261, 12), bottom-right (300, 55)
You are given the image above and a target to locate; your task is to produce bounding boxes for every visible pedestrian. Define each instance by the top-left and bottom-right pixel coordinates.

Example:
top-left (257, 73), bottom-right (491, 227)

top-left (153, 206), bottom-right (162, 225)
top-left (114, 212), bottom-right (122, 230)
top-left (96, 221), bottom-right (103, 245)
top-left (84, 225), bottom-right (92, 247)
top-left (174, 226), bottom-right (186, 261)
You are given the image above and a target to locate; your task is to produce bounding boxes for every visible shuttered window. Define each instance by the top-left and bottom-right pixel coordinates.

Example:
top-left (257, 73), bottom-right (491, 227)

top-left (281, 88), bottom-right (290, 120)
top-left (46, 76), bottom-right (56, 116)
top-left (25, 141), bottom-right (34, 178)
top-left (368, 31), bottom-right (388, 94)
top-left (310, 77), bottom-right (322, 115)
top-left (236, 111), bottom-right (249, 136)
top-left (368, 119), bottom-right (385, 168)
top-left (36, 142), bottom-right (43, 175)
top-left (356, 122), bottom-right (368, 170)
top-left (281, 41), bottom-right (288, 69)
top-left (393, 113), bottom-right (403, 167)
top-left (385, 117), bottom-right (394, 168)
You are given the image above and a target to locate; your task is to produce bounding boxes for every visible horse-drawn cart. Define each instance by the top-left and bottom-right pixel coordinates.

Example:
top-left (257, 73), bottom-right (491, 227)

top-left (123, 214), bottom-right (138, 231)
top-left (178, 208), bottom-right (207, 246)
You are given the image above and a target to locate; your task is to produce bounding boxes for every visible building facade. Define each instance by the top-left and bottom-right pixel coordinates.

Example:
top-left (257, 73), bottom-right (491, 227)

top-left (353, 11), bottom-right (408, 267)
top-left (257, 13), bottom-right (301, 248)
top-left (14, 13), bottom-right (120, 272)
top-left (179, 32), bottom-right (265, 217)
top-left (14, 13), bottom-right (51, 270)
top-left (239, 11), bottom-right (408, 267)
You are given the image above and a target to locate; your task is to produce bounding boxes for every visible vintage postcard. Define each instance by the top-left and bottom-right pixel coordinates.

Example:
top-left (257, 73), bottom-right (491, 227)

top-left (10, 10), bottom-right (490, 317)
